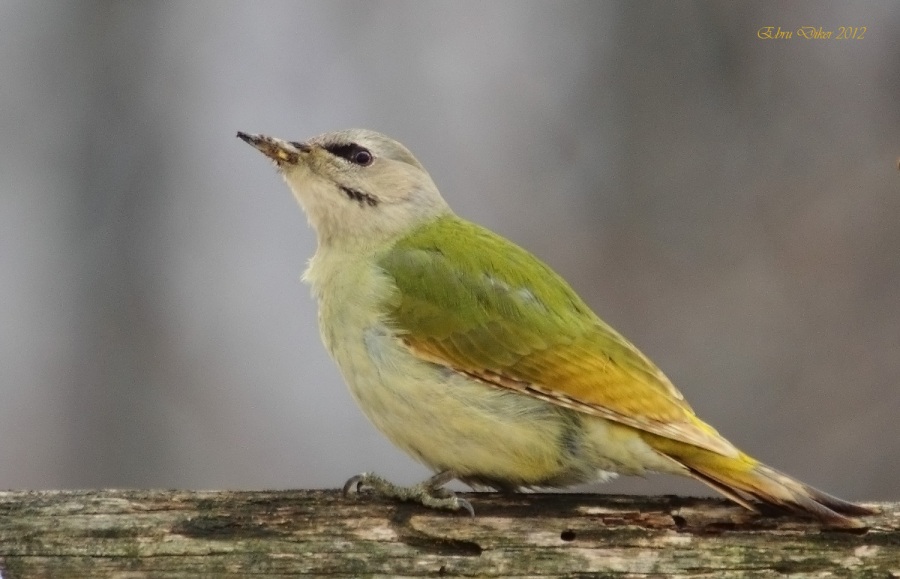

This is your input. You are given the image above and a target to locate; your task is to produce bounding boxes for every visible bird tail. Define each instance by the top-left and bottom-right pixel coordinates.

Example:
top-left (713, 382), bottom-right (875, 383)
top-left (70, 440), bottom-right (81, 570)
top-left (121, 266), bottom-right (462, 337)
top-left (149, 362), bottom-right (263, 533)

top-left (646, 434), bottom-right (877, 528)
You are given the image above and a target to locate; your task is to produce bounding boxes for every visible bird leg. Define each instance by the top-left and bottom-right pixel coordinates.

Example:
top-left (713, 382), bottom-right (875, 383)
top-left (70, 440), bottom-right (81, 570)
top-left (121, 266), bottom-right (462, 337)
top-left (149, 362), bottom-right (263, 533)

top-left (342, 470), bottom-right (475, 516)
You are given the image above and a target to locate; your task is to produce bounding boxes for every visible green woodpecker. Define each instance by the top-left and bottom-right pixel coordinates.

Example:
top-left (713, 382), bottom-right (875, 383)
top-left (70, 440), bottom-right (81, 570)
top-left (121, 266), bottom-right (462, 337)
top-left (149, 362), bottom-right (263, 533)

top-left (237, 129), bottom-right (874, 528)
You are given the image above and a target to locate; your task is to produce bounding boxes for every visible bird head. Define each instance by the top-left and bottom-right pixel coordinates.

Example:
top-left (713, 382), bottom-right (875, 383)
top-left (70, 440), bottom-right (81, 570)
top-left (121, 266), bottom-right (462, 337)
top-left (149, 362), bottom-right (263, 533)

top-left (238, 129), bottom-right (450, 247)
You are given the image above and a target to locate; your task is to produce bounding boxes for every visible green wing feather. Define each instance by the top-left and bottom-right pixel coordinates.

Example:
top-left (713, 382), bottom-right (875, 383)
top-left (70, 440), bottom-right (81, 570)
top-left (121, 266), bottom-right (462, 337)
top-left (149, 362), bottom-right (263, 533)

top-left (377, 215), bottom-right (737, 456)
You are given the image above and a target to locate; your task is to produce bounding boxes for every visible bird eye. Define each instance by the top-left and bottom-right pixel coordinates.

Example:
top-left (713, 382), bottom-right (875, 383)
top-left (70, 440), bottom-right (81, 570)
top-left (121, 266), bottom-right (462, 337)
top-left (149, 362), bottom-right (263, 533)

top-left (351, 149), bottom-right (373, 166)
top-left (323, 143), bottom-right (374, 167)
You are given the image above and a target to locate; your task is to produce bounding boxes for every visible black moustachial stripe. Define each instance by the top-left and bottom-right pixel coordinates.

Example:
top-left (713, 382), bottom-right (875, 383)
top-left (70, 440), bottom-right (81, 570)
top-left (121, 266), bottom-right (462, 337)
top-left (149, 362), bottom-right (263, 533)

top-left (341, 186), bottom-right (379, 207)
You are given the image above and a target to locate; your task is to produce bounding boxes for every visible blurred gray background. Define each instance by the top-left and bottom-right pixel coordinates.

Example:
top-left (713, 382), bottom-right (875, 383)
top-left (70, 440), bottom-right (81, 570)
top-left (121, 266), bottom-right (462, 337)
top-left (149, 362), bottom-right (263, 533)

top-left (1, 1), bottom-right (898, 502)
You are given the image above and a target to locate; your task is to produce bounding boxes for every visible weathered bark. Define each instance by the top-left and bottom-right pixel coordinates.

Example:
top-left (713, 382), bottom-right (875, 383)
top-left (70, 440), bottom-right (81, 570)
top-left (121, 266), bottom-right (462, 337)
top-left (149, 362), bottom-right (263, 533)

top-left (0, 490), bottom-right (896, 577)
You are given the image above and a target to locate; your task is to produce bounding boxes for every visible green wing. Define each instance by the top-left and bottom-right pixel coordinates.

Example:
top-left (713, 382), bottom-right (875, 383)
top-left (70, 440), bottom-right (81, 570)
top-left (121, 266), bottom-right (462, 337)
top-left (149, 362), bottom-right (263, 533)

top-left (378, 215), bottom-right (736, 456)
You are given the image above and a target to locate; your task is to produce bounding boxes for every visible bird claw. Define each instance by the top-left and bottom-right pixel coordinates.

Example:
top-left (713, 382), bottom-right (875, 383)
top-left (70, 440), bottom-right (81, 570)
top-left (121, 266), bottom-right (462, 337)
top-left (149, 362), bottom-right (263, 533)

top-left (457, 497), bottom-right (475, 517)
top-left (341, 473), bottom-right (366, 495)
top-left (341, 471), bottom-right (474, 516)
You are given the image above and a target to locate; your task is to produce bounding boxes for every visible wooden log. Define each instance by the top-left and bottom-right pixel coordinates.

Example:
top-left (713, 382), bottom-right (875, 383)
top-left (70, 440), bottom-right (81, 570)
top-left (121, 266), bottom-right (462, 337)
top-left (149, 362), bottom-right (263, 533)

top-left (0, 490), bottom-right (896, 577)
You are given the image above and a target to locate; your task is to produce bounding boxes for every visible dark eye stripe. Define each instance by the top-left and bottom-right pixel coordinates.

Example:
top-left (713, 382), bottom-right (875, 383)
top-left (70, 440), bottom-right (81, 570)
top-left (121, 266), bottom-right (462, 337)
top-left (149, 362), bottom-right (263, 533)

top-left (324, 143), bottom-right (373, 165)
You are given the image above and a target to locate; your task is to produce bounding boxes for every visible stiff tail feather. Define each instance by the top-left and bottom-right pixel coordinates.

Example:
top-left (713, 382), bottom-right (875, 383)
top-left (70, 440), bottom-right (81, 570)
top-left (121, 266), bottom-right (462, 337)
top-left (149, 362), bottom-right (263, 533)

top-left (648, 436), bottom-right (877, 528)
top-left (685, 459), bottom-right (876, 528)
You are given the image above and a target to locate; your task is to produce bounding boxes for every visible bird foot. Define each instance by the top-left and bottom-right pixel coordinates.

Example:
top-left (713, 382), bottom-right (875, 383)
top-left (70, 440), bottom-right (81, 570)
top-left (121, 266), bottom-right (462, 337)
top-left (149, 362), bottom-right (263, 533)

top-left (342, 470), bottom-right (474, 516)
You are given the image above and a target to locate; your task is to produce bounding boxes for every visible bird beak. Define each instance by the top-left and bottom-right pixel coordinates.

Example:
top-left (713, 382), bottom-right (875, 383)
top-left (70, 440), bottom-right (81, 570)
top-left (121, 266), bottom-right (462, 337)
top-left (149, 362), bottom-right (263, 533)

top-left (237, 131), bottom-right (308, 166)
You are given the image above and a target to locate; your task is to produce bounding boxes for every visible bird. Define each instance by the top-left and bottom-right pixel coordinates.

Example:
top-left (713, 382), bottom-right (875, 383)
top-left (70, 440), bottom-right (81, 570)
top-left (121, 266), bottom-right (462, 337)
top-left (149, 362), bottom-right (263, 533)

top-left (237, 128), bottom-right (875, 528)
